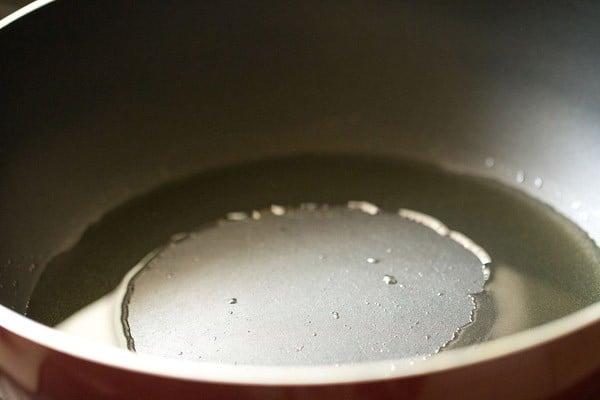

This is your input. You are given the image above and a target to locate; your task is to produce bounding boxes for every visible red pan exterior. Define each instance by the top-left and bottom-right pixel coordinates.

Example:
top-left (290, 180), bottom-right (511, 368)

top-left (1, 320), bottom-right (598, 399)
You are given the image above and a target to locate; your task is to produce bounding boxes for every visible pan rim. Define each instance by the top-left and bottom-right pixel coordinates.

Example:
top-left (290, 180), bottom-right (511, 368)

top-left (1, 301), bottom-right (599, 385)
top-left (0, 0), bottom-right (54, 30)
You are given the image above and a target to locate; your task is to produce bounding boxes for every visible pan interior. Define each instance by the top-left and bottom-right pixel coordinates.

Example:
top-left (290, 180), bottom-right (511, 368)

top-left (26, 155), bottom-right (599, 365)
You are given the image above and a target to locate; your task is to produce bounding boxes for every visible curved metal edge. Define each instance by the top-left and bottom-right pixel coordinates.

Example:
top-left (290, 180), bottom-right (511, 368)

top-left (0, 300), bottom-right (599, 385)
top-left (0, 0), bottom-right (55, 30)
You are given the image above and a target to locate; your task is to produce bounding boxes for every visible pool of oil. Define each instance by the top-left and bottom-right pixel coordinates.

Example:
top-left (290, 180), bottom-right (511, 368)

top-left (26, 155), bottom-right (600, 362)
top-left (120, 204), bottom-right (489, 364)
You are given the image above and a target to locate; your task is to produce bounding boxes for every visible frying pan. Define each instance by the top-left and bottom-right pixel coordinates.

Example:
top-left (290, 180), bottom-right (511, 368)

top-left (1, 1), bottom-right (599, 399)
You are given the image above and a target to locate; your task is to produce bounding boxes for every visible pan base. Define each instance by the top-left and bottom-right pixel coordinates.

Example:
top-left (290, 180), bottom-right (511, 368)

top-left (27, 155), bottom-right (598, 363)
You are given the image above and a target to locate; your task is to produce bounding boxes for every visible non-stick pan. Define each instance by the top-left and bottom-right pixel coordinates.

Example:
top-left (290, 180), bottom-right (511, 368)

top-left (1, 1), bottom-right (599, 399)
